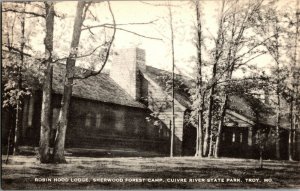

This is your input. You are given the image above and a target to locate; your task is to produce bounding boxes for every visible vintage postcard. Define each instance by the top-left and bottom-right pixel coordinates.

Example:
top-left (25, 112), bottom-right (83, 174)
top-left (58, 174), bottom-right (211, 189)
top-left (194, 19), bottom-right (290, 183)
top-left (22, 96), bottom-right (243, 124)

top-left (1, 0), bottom-right (300, 190)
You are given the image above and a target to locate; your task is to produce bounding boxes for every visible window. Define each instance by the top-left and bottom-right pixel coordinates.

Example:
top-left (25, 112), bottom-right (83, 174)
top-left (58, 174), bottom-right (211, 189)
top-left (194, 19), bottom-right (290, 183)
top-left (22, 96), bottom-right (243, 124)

top-left (240, 133), bottom-right (243, 143)
top-left (222, 133), bottom-right (226, 141)
top-left (96, 114), bottom-right (101, 128)
top-left (85, 113), bottom-right (92, 128)
top-left (232, 132), bottom-right (236, 142)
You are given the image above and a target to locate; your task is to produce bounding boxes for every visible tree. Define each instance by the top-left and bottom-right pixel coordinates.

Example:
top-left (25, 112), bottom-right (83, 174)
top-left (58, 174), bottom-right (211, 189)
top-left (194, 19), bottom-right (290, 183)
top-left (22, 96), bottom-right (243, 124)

top-left (193, 0), bottom-right (205, 158)
top-left (255, 127), bottom-right (270, 169)
top-left (39, 2), bottom-right (55, 163)
top-left (287, 0), bottom-right (300, 161)
top-left (188, 0), bottom-right (274, 158)
top-left (52, 1), bottom-right (116, 163)
top-left (2, 3), bottom-right (27, 157)
top-left (2, 2), bottom-right (43, 162)
top-left (52, 1), bottom-right (91, 163)
top-left (166, 1), bottom-right (176, 158)
top-left (253, 0), bottom-right (298, 159)
top-left (214, 0), bottom-right (266, 158)
top-left (45, 1), bottom-right (161, 163)
top-left (203, 0), bottom-right (226, 157)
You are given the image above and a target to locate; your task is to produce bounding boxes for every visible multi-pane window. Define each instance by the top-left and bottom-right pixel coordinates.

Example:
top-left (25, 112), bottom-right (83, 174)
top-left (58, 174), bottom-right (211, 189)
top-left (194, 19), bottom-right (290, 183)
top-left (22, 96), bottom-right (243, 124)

top-left (240, 133), bottom-right (243, 143)
top-left (232, 132), bottom-right (236, 142)
top-left (85, 113), bottom-right (92, 128)
top-left (96, 114), bottom-right (101, 128)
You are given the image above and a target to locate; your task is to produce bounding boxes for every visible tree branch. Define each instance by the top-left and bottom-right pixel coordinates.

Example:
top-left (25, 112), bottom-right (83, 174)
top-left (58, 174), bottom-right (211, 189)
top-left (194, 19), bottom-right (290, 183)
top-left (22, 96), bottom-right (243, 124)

top-left (102, 26), bottom-right (162, 41)
top-left (81, 19), bottom-right (161, 40)
top-left (52, 42), bottom-right (105, 63)
top-left (216, 76), bottom-right (266, 86)
top-left (73, 1), bottom-right (116, 80)
top-left (3, 45), bottom-right (32, 57)
top-left (234, 52), bottom-right (266, 69)
top-left (2, 8), bottom-right (45, 18)
top-left (233, 34), bottom-right (276, 63)
top-left (82, 19), bottom-right (158, 31)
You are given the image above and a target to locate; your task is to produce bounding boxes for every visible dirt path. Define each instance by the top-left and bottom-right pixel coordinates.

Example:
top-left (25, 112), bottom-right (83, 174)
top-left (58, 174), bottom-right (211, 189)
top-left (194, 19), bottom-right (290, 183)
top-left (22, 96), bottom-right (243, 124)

top-left (2, 156), bottom-right (300, 189)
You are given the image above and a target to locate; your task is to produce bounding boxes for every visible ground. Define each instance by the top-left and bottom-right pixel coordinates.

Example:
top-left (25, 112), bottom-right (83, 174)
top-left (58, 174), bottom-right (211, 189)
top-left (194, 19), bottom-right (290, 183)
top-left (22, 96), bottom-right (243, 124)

top-left (2, 155), bottom-right (300, 189)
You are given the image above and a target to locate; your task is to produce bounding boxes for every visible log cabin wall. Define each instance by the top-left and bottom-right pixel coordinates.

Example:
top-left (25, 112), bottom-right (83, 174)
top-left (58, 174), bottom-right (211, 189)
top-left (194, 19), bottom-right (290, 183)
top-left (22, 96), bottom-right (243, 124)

top-left (21, 93), bottom-right (170, 156)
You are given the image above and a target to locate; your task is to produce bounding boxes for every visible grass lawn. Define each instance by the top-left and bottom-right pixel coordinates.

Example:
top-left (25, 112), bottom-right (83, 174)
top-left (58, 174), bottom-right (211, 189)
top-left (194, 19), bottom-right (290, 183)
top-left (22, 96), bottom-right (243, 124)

top-left (1, 155), bottom-right (300, 189)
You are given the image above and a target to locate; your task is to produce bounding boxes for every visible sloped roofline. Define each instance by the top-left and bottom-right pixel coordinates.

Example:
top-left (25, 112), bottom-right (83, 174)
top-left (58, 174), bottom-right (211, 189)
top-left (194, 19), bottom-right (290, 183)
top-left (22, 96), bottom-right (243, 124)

top-left (226, 109), bottom-right (256, 126)
top-left (142, 73), bottom-right (187, 111)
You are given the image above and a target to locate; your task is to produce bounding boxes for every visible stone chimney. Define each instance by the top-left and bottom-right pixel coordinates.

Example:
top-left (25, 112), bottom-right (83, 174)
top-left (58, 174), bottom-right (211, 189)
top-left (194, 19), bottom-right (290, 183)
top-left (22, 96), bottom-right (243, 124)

top-left (110, 48), bottom-right (147, 101)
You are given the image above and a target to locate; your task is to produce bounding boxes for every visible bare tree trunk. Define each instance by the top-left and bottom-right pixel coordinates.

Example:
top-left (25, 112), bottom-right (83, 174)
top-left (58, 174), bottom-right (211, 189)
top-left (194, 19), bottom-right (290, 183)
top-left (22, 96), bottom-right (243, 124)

top-left (208, 127), bottom-right (214, 157)
top-left (203, 0), bottom-right (225, 157)
top-left (6, 122), bottom-right (13, 164)
top-left (13, 103), bottom-right (21, 155)
top-left (13, 4), bottom-right (26, 155)
top-left (53, 1), bottom-right (87, 163)
top-left (195, 116), bottom-right (199, 156)
top-left (215, 95), bottom-right (228, 158)
top-left (259, 149), bottom-right (263, 169)
top-left (167, 2), bottom-right (175, 157)
top-left (274, 16), bottom-right (282, 160)
top-left (39, 2), bottom-right (54, 163)
top-left (194, 0), bottom-right (204, 158)
top-left (275, 90), bottom-right (281, 159)
top-left (290, 0), bottom-right (299, 161)
top-left (196, 107), bottom-right (204, 157)
top-left (289, 97), bottom-right (294, 161)
top-left (204, 85), bottom-right (215, 156)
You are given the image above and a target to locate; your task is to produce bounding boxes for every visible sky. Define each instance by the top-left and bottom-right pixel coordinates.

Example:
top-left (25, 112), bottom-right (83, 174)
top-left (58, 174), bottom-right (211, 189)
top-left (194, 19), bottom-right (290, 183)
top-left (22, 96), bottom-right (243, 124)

top-left (54, 0), bottom-right (298, 78)
top-left (50, 0), bottom-right (229, 77)
top-left (3, 0), bottom-right (299, 79)
top-left (52, 1), bottom-right (205, 76)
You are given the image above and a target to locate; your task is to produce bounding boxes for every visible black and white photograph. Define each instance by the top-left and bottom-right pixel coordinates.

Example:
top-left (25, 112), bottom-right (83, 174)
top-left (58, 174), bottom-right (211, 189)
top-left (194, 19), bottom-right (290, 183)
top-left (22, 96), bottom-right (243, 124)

top-left (1, 0), bottom-right (300, 189)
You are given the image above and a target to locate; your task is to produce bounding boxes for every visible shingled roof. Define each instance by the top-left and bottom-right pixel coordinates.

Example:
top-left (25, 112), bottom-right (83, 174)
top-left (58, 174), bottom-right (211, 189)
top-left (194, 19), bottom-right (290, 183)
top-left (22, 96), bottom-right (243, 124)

top-left (144, 66), bottom-right (193, 109)
top-left (52, 63), bottom-right (289, 130)
top-left (52, 63), bottom-right (146, 109)
top-left (228, 95), bottom-right (292, 130)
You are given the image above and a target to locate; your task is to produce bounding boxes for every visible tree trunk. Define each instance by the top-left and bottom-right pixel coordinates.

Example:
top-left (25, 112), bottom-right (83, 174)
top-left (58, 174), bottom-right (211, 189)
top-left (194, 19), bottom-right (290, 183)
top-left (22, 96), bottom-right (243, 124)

top-left (288, 130), bottom-right (293, 161)
top-left (288, 97), bottom-right (294, 161)
top-left (194, 0), bottom-right (204, 158)
top-left (196, 108), bottom-right (204, 157)
top-left (275, 87), bottom-right (281, 159)
top-left (259, 149), bottom-right (263, 169)
top-left (13, 103), bottom-right (21, 155)
top-left (274, 18), bottom-right (281, 160)
top-left (6, 125), bottom-right (13, 164)
top-left (215, 95), bottom-right (228, 158)
top-left (52, 2), bottom-right (87, 163)
top-left (292, 110), bottom-right (297, 158)
top-left (195, 115), bottom-right (199, 156)
top-left (39, 65), bottom-right (53, 162)
top-left (203, 0), bottom-right (225, 157)
top-left (203, 86), bottom-right (214, 156)
top-left (13, 4), bottom-right (26, 155)
top-left (208, 128), bottom-right (214, 157)
top-left (39, 2), bottom-right (54, 163)
top-left (290, 3), bottom-right (299, 161)
top-left (168, 3), bottom-right (175, 157)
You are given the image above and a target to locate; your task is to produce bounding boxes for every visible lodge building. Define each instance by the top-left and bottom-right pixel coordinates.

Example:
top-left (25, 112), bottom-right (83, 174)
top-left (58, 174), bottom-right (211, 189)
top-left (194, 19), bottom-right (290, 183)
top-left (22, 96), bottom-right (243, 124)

top-left (2, 48), bottom-right (299, 160)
